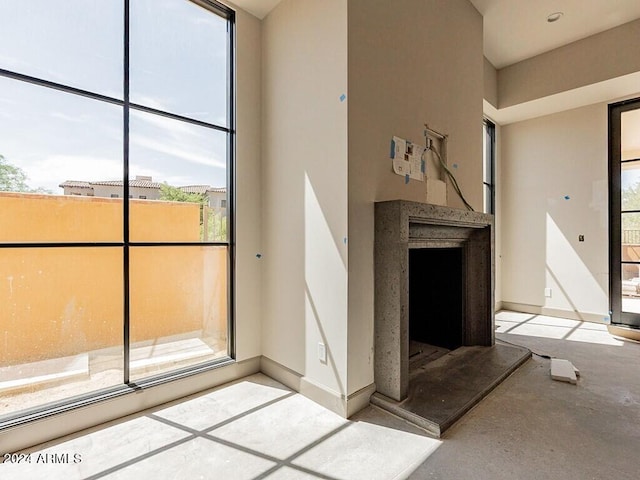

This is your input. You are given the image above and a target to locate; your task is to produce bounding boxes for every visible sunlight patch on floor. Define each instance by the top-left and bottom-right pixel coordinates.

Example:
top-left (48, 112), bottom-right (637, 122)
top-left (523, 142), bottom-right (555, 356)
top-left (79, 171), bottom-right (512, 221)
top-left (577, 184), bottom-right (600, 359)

top-left (496, 311), bottom-right (624, 347)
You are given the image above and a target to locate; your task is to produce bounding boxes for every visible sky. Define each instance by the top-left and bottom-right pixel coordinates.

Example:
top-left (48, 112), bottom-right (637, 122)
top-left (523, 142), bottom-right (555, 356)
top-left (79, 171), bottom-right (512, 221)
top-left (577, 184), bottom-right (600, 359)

top-left (0, 0), bottom-right (229, 193)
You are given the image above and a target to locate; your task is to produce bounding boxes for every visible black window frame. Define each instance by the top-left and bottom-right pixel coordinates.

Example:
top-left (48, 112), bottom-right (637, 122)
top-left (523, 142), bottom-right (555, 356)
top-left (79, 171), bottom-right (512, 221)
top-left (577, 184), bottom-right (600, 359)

top-left (0, 0), bottom-right (236, 430)
top-left (609, 97), bottom-right (640, 328)
top-left (483, 118), bottom-right (496, 215)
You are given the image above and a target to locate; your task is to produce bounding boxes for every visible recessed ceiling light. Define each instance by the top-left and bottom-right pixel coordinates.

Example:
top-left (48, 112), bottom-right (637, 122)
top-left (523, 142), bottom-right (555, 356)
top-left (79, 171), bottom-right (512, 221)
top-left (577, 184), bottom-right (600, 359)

top-left (547, 12), bottom-right (564, 23)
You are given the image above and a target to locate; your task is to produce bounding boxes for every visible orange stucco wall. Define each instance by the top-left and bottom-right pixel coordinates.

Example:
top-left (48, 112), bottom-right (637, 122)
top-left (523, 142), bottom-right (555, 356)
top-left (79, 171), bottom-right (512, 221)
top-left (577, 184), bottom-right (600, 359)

top-left (0, 193), bottom-right (227, 365)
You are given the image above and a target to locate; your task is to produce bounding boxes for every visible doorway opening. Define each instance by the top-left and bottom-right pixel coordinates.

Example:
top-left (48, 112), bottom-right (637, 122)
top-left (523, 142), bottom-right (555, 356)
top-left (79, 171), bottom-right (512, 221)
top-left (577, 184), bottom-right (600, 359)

top-left (609, 97), bottom-right (640, 328)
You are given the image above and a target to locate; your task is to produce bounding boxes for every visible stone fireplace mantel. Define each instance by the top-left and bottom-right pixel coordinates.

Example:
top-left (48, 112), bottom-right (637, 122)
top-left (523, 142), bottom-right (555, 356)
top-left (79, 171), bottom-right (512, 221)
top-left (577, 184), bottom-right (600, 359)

top-left (374, 200), bottom-right (495, 401)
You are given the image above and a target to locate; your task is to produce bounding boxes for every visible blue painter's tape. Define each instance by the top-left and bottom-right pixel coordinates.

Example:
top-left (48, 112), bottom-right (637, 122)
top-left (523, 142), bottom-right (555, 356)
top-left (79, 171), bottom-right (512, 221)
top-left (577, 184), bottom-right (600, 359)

top-left (339, 93), bottom-right (346, 102)
top-left (405, 174), bottom-right (410, 184)
top-left (564, 195), bottom-right (570, 200)
top-left (390, 139), bottom-right (396, 159)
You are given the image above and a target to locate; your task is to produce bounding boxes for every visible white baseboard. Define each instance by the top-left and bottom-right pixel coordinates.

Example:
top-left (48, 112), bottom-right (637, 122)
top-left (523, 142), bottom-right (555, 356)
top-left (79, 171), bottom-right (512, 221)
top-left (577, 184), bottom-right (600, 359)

top-left (346, 382), bottom-right (377, 417)
top-left (259, 355), bottom-right (302, 392)
top-left (260, 356), bottom-right (375, 418)
top-left (500, 302), bottom-right (609, 324)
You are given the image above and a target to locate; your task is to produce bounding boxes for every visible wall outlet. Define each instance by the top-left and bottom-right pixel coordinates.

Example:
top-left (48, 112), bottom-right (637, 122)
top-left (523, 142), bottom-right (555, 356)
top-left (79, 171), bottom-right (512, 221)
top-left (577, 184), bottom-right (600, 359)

top-left (318, 342), bottom-right (327, 363)
top-left (544, 287), bottom-right (552, 298)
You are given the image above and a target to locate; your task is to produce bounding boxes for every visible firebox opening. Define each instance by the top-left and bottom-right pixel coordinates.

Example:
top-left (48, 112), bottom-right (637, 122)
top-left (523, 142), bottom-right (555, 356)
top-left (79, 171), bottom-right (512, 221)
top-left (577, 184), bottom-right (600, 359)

top-left (409, 247), bottom-right (464, 351)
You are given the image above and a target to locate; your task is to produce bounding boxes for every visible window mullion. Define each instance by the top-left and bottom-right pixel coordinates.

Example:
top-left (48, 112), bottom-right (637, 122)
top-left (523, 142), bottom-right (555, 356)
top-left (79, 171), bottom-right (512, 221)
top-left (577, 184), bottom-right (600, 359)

top-left (123, 0), bottom-right (131, 385)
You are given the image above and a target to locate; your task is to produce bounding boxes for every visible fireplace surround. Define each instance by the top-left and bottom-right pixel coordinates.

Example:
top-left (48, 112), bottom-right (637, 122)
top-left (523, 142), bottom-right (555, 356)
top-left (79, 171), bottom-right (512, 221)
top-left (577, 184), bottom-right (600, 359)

top-left (374, 200), bottom-right (494, 401)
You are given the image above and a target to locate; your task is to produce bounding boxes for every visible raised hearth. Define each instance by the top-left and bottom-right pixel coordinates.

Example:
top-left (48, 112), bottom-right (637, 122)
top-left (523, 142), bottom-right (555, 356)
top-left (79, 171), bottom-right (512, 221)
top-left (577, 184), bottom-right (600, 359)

top-left (373, 200), bottom-right (529, 435)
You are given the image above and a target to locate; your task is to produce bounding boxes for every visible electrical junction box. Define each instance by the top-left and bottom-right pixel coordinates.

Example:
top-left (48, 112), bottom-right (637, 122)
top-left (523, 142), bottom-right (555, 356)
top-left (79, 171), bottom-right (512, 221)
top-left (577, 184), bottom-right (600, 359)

top-left (389, 134), bottom-right (447, 205)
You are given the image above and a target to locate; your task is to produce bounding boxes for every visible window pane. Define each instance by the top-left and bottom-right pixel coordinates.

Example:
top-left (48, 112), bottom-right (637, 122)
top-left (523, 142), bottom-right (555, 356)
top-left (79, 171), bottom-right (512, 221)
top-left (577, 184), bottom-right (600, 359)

top-left (483, 184), bottom-right (492, 214)
top-left (622, 161), bottom-right (640, 211)
top-left (0, 247), bottom-right (124, 419)
top-left (622, 212), bottom-right (640, 261)
top-left (483, 124), bottom-right (492, 184)
top-left (129, 110), bottom-right (228, 242)
top-left (129, 246), bottom-right (228, 381)
top-left (622, 109), bottom-right (640, 161)
top-left (0, 77), bottom-right (123, 243)
top-left (622, 268), bottom-right (640, 314)
top-left (130, 0), bottom-right (228, 125)
top-left (0, 0), bottom-right (123, 98)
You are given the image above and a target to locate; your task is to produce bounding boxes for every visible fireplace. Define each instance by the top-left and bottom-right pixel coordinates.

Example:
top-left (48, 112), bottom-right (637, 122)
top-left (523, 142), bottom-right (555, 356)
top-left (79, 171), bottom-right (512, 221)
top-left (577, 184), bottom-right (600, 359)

top-left (409, 247), bottom-right (465, 351)
top-left (374, 200), bottom-right (494, 402)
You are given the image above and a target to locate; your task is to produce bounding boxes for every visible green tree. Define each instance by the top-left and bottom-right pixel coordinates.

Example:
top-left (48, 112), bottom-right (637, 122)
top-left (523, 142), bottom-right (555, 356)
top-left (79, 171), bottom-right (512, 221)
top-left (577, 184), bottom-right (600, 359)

top-left (158, 183), bottom-right (227, 242)
top-left (623, 181), bottom-right (640, 239)
top-left (0, 154), bottom-right (30, 192)
top-left (0, 154), bottom-right (51, 194)
top-left (158, 183), bottom-right (206, 204)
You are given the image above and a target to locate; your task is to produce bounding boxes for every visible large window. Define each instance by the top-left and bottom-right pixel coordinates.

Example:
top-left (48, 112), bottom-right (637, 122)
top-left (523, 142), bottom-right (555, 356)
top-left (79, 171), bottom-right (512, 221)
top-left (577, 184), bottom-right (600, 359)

top-left (0, 0), bottom-right (234, 424)
top-left (483, 118), bottom-right (496, 214)
top-left (609, 98), bottom-right (640, 327)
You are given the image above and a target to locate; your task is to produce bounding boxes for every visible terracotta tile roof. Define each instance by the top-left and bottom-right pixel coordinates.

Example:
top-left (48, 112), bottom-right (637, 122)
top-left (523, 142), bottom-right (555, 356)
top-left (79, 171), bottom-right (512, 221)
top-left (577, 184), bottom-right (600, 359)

top-left (59, 179), bottom-right (226, 193)
top-left (180, 185), bottom-right (227, 194)
top-left (179, 185), bottom-right (210, 194)
top-left (90, 180), bottom-right (163, 189)
top-left (59, 180), bottom-right (93, 188)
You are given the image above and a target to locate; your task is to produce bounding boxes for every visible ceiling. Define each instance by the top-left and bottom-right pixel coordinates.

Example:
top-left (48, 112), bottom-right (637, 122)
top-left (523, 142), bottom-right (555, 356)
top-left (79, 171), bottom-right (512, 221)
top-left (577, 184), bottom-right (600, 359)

top-left (232, 0), bottom-right (640, 72)
top-left (231, 0), bottom-right (282, 19)
top-left (469, 0), bottom-right (640, 68)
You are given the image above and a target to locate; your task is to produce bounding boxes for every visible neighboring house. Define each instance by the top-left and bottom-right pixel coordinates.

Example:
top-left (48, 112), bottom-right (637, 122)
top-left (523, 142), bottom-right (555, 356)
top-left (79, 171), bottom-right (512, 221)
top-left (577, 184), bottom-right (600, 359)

top-left (178, 185), bottom-right (228, 209)
top-left (59, 176), bottom-right (227, 212)
top-left (57, 180), bottom-right (93, 196)
top-left (91, 177), bottom-right (163, 200)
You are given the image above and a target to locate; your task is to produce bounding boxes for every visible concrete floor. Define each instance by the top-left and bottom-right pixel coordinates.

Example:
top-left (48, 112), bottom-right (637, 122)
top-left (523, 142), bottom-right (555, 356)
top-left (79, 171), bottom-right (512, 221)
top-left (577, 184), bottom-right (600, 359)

top-left (1, 311), bottom-right (639, 479)
top-left (408, 311), bottom-right (640, 480)
top-left (0, 374), bottom-right (440, 480)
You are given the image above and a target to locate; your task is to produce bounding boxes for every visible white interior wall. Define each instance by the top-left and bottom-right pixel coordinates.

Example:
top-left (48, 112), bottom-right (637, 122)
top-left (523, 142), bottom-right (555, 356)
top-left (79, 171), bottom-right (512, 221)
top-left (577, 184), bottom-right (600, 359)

top-left (484, 57), bottom-right (498, 108)
top-left (233, 3), bottom-right (263, 361)
top-left (500, 103), bottom-right (609, 321)
top-left (346, 0), bottom-right (484, 397)
top-left (261, 0), bottom-right (349, 403)
top-left (489, 15), bottom-right (640, 321)
top-left (498, 19), bottom-right (640, 109)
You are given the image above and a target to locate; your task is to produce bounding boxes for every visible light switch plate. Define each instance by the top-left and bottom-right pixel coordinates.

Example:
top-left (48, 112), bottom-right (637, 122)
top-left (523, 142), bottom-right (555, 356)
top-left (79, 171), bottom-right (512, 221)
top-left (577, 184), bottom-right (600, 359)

top-left (318, 343), bottom-right (327, 363)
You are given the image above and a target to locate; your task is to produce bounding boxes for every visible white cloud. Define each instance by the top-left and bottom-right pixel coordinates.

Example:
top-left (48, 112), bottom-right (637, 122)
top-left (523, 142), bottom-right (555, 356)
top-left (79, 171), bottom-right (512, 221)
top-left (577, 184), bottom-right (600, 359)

top-left (27, 155), bottom-right (122, 192)
top-left (131, 96), bottom-right (170, 112)
top-left (130, 133), bottom-right (225, 169)
top-left (49, 112), bottom-right (89, 123)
